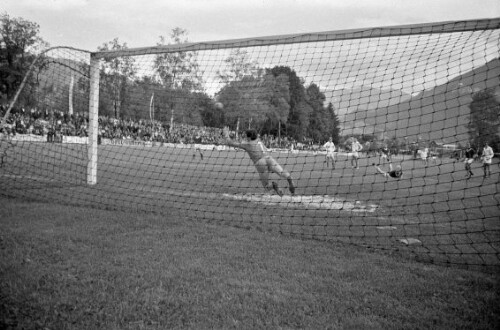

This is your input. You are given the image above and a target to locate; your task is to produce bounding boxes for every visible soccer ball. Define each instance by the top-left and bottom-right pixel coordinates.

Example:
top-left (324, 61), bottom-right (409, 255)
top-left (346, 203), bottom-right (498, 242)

top-left (215, 102), bottom-right (224, 109)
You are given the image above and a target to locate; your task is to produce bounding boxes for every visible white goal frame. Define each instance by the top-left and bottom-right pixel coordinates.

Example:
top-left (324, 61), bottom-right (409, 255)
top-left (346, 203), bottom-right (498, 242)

top-left (85, 18), bottom-right (500, 185)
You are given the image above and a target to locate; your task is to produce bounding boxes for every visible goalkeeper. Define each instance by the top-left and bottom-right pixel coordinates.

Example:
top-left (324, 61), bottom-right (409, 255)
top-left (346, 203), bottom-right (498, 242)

top-left (222, 127), bottom-right (295, 196)
top-left (373, 162), bottom-right (403, 179)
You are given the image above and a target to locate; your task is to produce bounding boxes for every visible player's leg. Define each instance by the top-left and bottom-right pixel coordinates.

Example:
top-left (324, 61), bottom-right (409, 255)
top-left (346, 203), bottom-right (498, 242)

top-left (256, 158), bottom-right (284, 196)
top-left (197, 148), bottom-right (204, 160)
top-left (465, 160), bottom-right (472, 178)
top-left (254, 159), bottom-right (271, 191)
top-left (266, 156), bottom-right (295, 195)
top-left (326, 153), bottom-right (334, 168)
top-left (372, 163), bottom-right (388, 177)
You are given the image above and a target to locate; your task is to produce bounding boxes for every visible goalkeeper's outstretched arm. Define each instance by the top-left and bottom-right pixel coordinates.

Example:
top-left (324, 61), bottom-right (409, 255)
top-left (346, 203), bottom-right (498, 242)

top-left (221, 126), bottom-right (244, 149)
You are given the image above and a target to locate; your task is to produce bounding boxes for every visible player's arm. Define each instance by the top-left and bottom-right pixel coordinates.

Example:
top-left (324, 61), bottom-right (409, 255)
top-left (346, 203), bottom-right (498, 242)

top-left (221, 126), bottom-right (242, 148)
top-left (258, 141), bottom-right (268, 153)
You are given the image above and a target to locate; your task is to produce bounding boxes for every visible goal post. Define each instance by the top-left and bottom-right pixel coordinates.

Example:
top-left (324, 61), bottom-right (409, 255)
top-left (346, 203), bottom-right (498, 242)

top-left (87, 55), bottom-right (100, 185)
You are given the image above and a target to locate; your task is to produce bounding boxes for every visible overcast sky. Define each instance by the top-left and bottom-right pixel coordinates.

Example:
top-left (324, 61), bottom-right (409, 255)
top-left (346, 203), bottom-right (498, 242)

top-left (2, 0), bottom-right (500, 51)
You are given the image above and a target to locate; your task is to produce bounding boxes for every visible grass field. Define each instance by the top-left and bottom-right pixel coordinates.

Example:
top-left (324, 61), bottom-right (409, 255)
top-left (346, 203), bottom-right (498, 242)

top-left (1, 141), bottom-right (499, 328)
top-left (1, 141), bottom-right (499, 269)
top-left (1, 196), bottom-right (499, 329)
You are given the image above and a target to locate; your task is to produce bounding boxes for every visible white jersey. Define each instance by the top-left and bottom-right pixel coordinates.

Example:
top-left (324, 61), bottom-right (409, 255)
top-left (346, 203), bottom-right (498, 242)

top-left (420, 148), bottom-right (429, 159)
top-left (324, 141), bottom-right (336, 154)
top-left (351, 141), bottom-right (362, 156)
top-left (482, 146), bottom-right (494, 164)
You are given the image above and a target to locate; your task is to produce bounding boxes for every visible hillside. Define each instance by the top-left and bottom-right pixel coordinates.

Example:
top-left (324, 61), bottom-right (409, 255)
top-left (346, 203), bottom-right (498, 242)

top-left (324, 58), bottom-right (500, 144)
top-left (323, 86), bottom-right (412, 117)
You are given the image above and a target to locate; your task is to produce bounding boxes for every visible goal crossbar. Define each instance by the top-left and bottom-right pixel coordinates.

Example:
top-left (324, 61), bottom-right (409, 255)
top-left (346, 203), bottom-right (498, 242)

top-left (92, 18), bottom-right (500, 59)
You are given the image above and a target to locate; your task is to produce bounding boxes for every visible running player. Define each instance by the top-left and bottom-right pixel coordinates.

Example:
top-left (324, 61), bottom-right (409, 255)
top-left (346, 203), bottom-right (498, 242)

top-left (323, 137), bottom-right (336, 169)
top-left (351, 139), bottom-right (363, 169)
top-left (418, 148), bottom-right (429, 166)
top-left (481, 142), bottom-right (494, 178)
top-left (463, 143), bottom-right (475, 179)
top-left (221, 127), bottom-right (295, 196)
top-left (380, 146), bottom-right (391, 163)
top-left (373, 162), bottom-right (403, 179)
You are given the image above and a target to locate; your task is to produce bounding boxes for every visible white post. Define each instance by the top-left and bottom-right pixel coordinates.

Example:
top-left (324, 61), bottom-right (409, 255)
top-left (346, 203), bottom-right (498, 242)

top-left (170, 108), bottom-right (174, 133)
top-left (87, 55), bottom-right (99, 185)
top-left (69, 73), bottom-right (74, 115)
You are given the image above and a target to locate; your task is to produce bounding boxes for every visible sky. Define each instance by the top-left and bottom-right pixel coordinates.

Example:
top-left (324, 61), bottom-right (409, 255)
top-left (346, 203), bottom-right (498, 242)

top-left (2, 0), bottom-right (500, 51)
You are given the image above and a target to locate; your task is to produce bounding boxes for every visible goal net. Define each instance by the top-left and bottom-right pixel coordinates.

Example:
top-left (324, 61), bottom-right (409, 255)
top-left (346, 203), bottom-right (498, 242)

top-left (1, 19), bottom-right (499, 271)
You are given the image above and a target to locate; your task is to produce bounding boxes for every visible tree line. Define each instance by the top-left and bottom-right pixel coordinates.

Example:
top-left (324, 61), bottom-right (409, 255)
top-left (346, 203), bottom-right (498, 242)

top-left (1, 12), bottom-right (498, 149)
top-left (0, 15), bottom-right (341, 144)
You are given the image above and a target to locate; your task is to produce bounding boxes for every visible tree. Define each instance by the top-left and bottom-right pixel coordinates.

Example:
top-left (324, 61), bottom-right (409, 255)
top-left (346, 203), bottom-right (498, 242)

top-left (154, 28), bottom-right (203, 91)
top-left (468, 88), bottom-right (500, 150)
top-left (268, 66), bottom-right (308, 141)
top-left (217, 49), bottom-right (261, 83)
top-left (154, 28), bottom-right (204, 127)
top-left (216, 73), bottom-right (290, 132)
top-left (97, 38), bottom-right (136, 118)
top-left (128, 76), bottom-right (163, 121)
top-left (259, 73), bottom-right (290, 136)
top-left (215, 49), bottom-right (263, 130)
top-left (306, 83), bottom-right (329, 142)
top-left (326, 102), bottom-right (341, 144)
top-left (0, 13), bottom-right (48, 105)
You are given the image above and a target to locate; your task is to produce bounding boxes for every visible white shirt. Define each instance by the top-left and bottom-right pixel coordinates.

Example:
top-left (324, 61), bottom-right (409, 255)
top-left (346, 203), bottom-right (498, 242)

top-left (324, 141), bottom-right (336, 153)
top-left (483, 146), bottom-right (494, 164)
top-left (352, 141), bottom-right (362, 152)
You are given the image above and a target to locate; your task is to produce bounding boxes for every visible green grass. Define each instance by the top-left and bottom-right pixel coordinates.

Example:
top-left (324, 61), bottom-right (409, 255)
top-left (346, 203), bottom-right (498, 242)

top-left (1, 142), bottom-right (499, 269)
top-left (1, 196), bottom-right (499, 329)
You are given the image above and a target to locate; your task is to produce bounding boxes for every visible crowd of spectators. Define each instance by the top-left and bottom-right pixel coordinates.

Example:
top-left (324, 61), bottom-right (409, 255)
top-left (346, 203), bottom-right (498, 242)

top-left (98, 116), bottom-right (225, 145)
top-left (0, 106), bottom-right (302, 149)
top-left (0, 106), bottom-right (88, 138)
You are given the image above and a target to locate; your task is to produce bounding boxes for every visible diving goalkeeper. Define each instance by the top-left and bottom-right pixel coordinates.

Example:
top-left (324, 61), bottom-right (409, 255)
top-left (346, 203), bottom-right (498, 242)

top-left (373, 162), bottom-right (403, 179)
top-left (221, 127), bottom-right (295, 196)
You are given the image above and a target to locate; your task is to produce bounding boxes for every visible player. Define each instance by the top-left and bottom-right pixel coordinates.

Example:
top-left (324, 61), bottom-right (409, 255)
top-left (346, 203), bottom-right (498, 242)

top-left (373, 162), bottom-right (403, 179)
top-left (192, 147), bottom-right (204, 160)
top-left (380, 146), bottom-right (391, 163)
top-left (418, 147), bottom-right (429, 166)
top-left (481, 142), bottom-right (494, 178)
top-left (222, 127), bottom-right (295, 196)
top-left (463, 143), bottom-right (475, 179)
top-left (323, 137), bottom-right (336, 169)
top-left (350, 138), bottom-right (363, 169)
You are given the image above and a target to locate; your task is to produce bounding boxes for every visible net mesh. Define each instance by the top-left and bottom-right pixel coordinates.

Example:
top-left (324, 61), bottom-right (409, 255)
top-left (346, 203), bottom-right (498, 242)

top-left (1, 19), bottom-right (499, 271)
